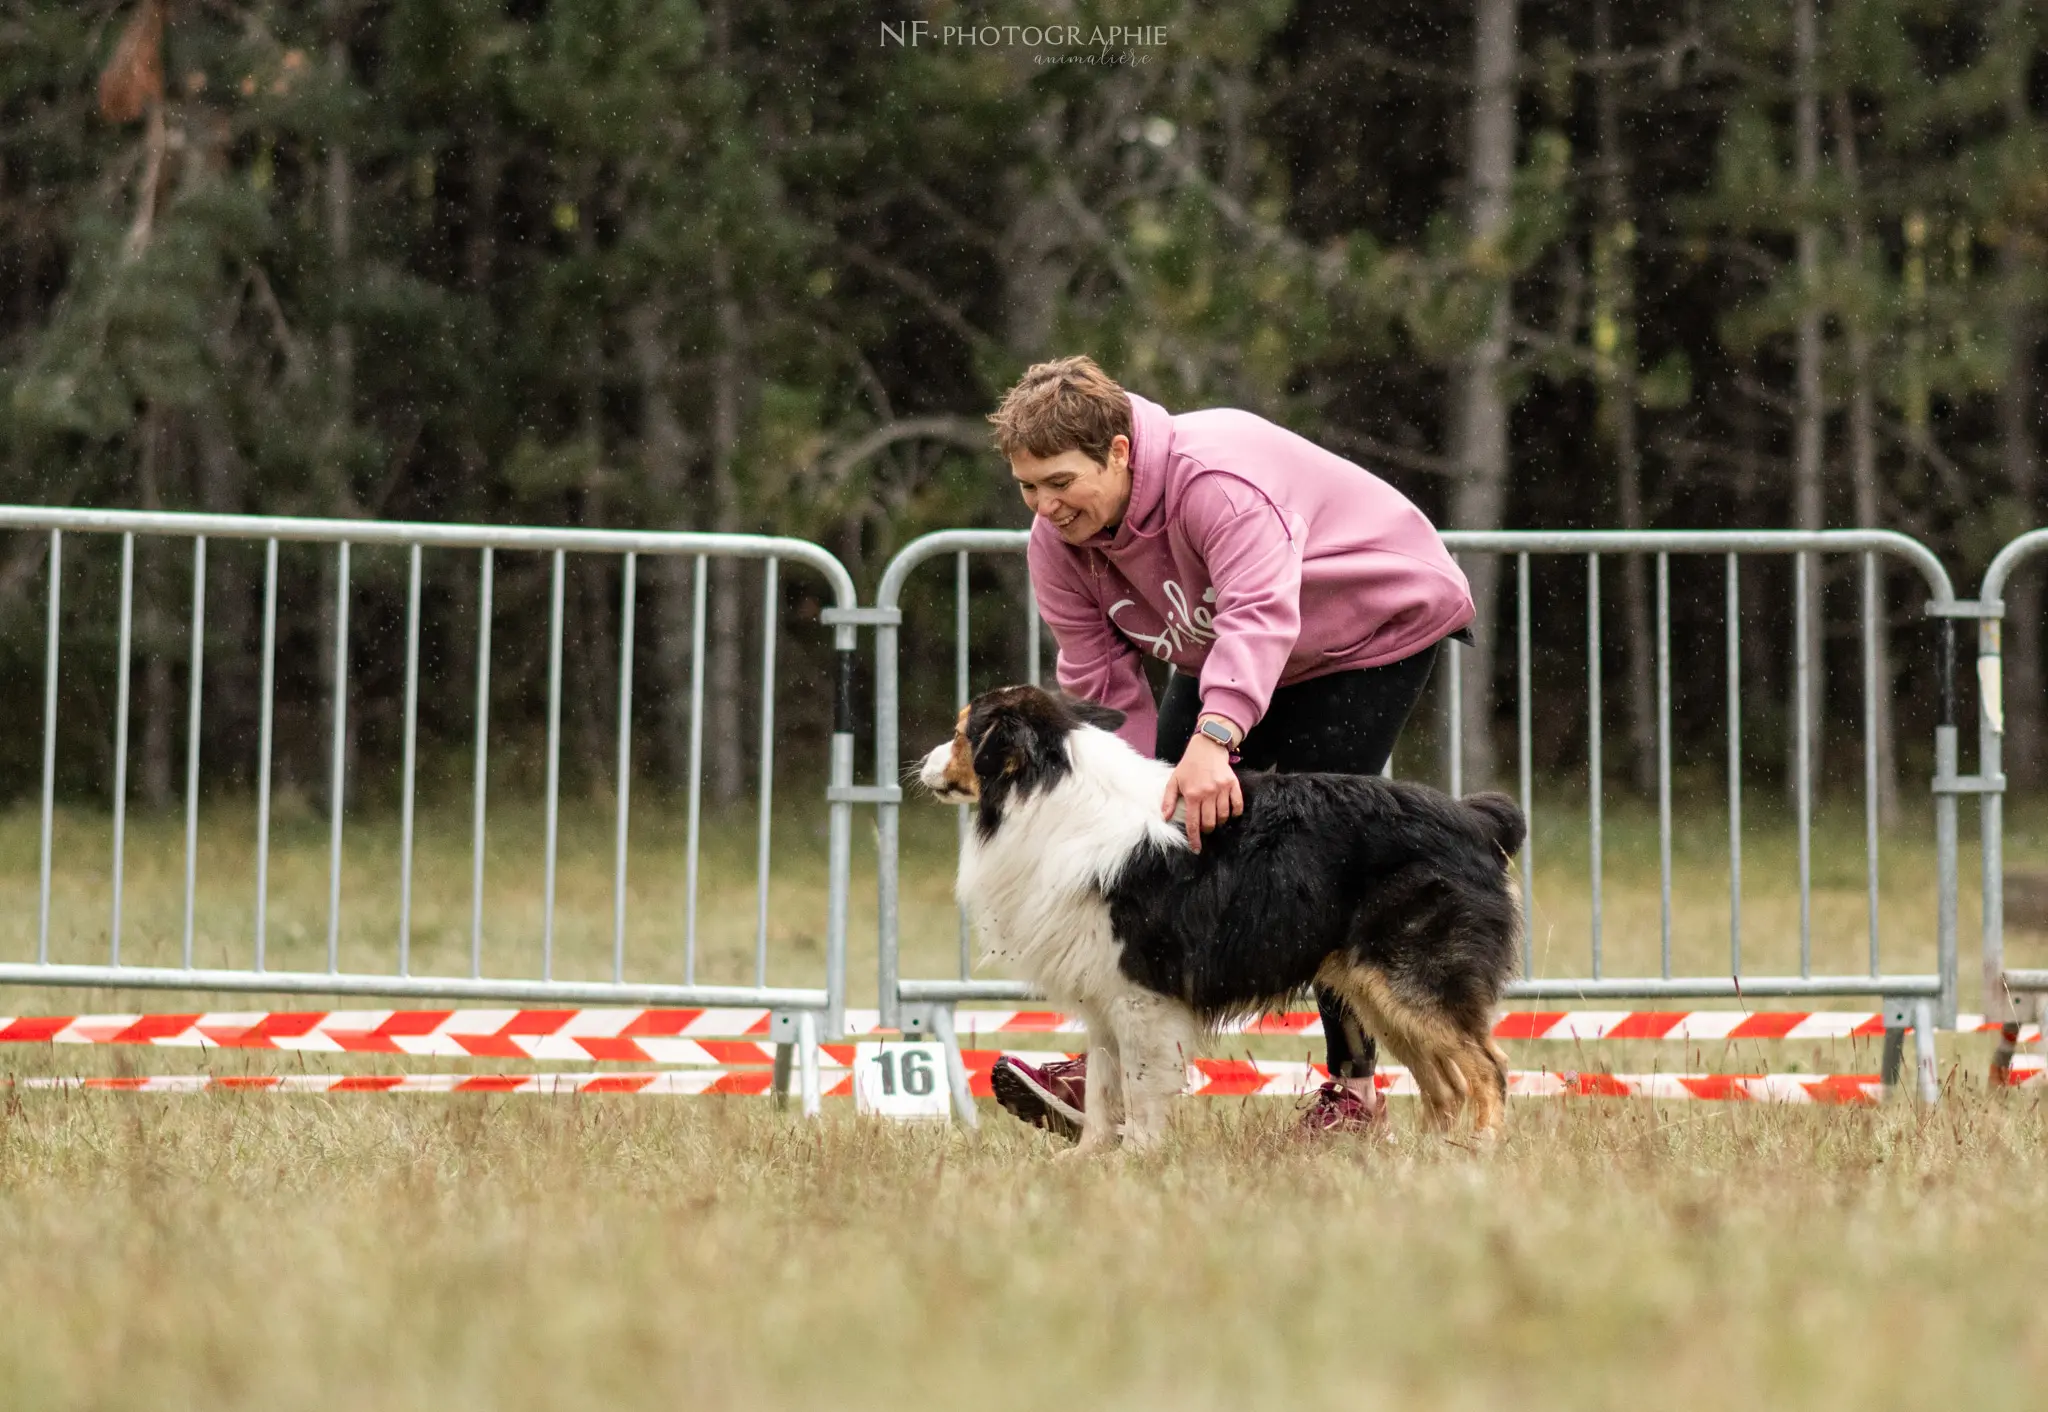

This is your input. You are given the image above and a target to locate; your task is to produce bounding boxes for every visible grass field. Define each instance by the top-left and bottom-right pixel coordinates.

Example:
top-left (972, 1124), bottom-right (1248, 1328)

top-left (0, 788), bottom-right (2043, 1408)
top-left (0, 1091), bottom-right (2045, 1409)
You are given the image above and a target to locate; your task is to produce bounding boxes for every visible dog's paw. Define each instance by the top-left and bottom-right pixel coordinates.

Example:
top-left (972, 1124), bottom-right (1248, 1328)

top-left (1053, 1137), bottom-right (1119, 1163)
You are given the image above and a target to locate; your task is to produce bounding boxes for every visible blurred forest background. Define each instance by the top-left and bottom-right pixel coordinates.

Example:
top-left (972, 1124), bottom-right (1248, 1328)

top-left (0, 0), bottom-right (2042, 818)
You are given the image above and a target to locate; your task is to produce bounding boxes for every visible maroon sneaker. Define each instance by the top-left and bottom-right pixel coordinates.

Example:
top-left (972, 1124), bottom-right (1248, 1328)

top-left (1296, 1080), bottom-right (1388, 1136)
top-left (991, 1055), bottom-right (1086, 1140)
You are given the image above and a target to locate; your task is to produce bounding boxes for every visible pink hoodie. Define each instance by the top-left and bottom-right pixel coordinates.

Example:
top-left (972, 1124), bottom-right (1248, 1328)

top-left (1028, 392), bottom-right (1475, 753)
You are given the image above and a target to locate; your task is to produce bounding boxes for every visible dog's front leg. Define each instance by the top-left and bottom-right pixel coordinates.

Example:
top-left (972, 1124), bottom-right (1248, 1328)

top-left (1108, 992), bottom-right (1193, 1151)
top-left (1060, 1015), bottom-right (1123, 1159)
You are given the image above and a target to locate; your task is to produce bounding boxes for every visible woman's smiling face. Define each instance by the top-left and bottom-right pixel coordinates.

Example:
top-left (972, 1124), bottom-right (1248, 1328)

top-left (1010, 434), bottom-right (1132, 544)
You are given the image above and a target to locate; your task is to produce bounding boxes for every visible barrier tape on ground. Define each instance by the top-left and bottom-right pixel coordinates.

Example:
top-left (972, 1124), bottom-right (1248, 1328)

top-left (0, 1008), bottom-right (2023, 1054)
top-left (974, 1052), bottom-right (1904, 1103)
top-left (0, 1009), bottom-right (791, 1062)
top-left (11, 1072), bottom-right (821, 1096)
top-left (954, 1010), bottom-right (2028, 1042)
top-left (28, 1050), bottom-right (2030, 1103)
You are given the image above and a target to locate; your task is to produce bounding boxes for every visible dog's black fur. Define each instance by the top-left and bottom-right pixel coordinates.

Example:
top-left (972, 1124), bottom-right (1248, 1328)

top-left (962, 683), bottom-right (1525, 1060)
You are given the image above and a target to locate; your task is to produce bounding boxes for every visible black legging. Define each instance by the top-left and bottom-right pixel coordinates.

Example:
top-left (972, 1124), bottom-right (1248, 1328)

top-left (1155, 642), bottom-right (1441, 1080)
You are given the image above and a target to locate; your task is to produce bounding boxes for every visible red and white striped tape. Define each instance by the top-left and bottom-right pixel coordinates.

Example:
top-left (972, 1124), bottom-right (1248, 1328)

top-left (979, 1051), bottom-right (1905, 1104)
top-left (32, 1049), bottom-right (2029, 1104)
top-left (953, 1010), bottom-right (2028, 1042)
top-left (12, 1071), bottom-right (810, 1096)
top-left (0, 1009), bottom-right (791, 1063)
top-left (0, 1007), bottom-right (2022, 1055)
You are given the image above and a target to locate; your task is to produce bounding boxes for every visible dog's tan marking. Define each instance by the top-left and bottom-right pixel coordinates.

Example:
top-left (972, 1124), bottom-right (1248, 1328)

top-left (1316, 959), bottom-right (1507, 1139)
top-left (941, 705), bottom-right (979, 801)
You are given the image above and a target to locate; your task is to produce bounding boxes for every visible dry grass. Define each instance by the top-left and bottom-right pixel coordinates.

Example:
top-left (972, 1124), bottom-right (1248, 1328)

top-left (0, 791), bottom-right (2041, 1409)
top-left (0, 1090), bottom-right (2045, 1410)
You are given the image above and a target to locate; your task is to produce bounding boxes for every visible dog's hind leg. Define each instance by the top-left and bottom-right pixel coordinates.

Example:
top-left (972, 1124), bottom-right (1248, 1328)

top-left (1486, 1035), bottom-right (1513, 1081)
top-left (1454, 1037), bottom-right (1506, 1139)
top-left (1482, 1035), bottom-right (1512, 1131)
top-left (1106, 990), bottom-right (1195, 1151)
top-left (1319, 960), bottom-right (1480, 1133)
top-left (1434, 1047), bottom-right (1473, 1128)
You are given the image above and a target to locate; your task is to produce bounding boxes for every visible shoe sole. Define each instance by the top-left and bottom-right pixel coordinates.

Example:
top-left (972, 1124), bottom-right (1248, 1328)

top-left (1295, 1100), bottom-right (1395, 1140)
top-left (991, 1058), bottom-right (1083, 1141)
top-left (1296, 1117), bottom-right (1393, 1139)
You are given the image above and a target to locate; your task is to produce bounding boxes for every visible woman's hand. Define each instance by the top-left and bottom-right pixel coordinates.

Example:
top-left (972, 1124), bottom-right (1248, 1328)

top-left (1161, 733), bottom-right (1243, 852)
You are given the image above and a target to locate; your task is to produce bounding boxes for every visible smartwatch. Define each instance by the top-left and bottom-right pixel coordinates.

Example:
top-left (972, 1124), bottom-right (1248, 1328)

top-left (1196, 716), bottom-right (1239, 750)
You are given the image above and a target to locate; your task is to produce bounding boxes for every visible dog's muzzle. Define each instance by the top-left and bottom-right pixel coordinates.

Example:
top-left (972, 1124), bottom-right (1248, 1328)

top-left (920, 742), bottom-right (973, 802)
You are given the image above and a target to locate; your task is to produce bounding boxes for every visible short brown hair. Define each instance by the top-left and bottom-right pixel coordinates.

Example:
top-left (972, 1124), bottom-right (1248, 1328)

top-left (988, 355), bottom-right (1132, 465)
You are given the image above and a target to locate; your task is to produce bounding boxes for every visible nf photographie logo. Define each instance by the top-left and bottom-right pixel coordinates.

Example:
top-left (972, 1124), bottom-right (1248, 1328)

top-left (879, 21), bottom-right (1167, 64)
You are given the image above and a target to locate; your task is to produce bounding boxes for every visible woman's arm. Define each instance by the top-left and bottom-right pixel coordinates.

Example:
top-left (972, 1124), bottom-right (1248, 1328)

top-left (1181, 473), bottom-right (1306, 738)
top-left (1027, 529), bottom-right (1157, 751)
top-left (1153, 475), bottom-right (1304, 850)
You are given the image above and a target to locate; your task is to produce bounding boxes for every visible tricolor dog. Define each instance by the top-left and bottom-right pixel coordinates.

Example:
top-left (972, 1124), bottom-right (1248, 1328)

top-left (919, 685), bottom-right (1525, 1152)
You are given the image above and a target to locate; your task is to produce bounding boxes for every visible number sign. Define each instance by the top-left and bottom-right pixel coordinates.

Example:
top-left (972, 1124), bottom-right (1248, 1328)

top-left (853, 1041), bottom-right (951, 1120)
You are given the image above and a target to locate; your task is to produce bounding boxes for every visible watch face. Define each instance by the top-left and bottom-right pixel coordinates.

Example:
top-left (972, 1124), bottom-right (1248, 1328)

top-left (1200, 721), bottom-right (1232, 745)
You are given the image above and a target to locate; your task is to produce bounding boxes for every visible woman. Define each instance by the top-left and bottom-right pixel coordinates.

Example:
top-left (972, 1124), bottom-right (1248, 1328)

top-left (985, 355), bottom-right (1475, 1137)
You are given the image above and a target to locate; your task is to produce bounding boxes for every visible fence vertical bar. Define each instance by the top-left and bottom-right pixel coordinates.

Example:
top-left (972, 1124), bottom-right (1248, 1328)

top-left (542, 548), bottom-right (565, 982)
top-left (1587, 553), bottom-right (1603, 979)
top-left (1794, 551), bottom-right (1813, 977)
top-left (470, 548), bottom-right (493, 979)
top-left (614, 552), bottom-right (637, 986)
top-left (1026, 564), bottom-right (1041, 687)
top-left (1979, 605), bottom-right (2006, 1033)
top-left (252, 537), bottom-right (278, 971)
top-left (1727, 553), bottom-right (1743, 974)
top-left (182, 536), bottom-right (207, 969)
top-left (325, 542), bottom-right (349, 973)
top-left (1657, 552), bottom-right (1672, 979)
top-left (397, 542), bottom-right (422, 977)
top-left (111, 532), bottom-right (136, 965)
top-left (1447, 635), bottom-right (1463, 797)
top-left (1935, 617), bottom-right (1961, 1027)
top-left (877, 598), bottom-right (903, 1032)
top-left (1516, 551), bottom-right (1533, 974)
top-left (825, 624), bottom-right (855, 1041)
top-left (37, 530), bottom-right (60, 965)
top-left (684, 553), bottom-right (707, 985)
top-left (754, 557), bottom-right (778, 990)
top-left (957, 551), bottom-right (972, 978)
top-left (1862, 553), bottom-right (1881, 976)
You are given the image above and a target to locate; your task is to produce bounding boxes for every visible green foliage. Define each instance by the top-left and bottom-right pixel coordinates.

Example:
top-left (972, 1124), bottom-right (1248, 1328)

top-left (4, 0), bottom-right (2048, 795)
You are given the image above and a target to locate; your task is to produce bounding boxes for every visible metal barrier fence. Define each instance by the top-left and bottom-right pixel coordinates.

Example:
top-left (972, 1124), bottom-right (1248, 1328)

top-left (14, 508), bottom-right (2025, 1120)
top-left (1978, 533), bottom-right (2044, 1075)
top-left (3, 507), bottom-right (862, 1114)
top-left (870, 528), bottom-right (1966, 1122)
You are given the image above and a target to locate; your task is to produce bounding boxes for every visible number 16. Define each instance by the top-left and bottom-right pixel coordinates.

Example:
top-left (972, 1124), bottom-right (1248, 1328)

top-left (874, 1050), bottom-right (935, 1097)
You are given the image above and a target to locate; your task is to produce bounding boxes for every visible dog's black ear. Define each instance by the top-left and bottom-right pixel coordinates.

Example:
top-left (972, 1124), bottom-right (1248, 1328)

top-left (970, 712), bottom-right (1022, 781)
top-left (1057, 691), bottom-right (1126, 733)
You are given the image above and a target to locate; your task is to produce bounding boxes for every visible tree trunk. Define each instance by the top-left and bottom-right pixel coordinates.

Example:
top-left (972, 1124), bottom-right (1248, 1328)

top-left (193, 404), bottom-right (252, 785)
top-left (1833, 94), bottom-right (1900, 827)
top-left (707, 242), bottom-right (747, 804)
top-left (571, 169), bottom-right (616, 791)
top-left (1736, 355), bottom-right (1773, 730)
top-left (138, 405), bottom-right (175, 809)
top-left (628, 302), bottom-right (698, 787)
top-left (1000, 111), bottom-right (1069, 363)
top-left (1790, 0), bottom-right (1826, 798)
top-left (319, 4), bottom-right (358, 809)
top-left (1594, 0), bottom-right (1655, 796)
top-left (2001, 0), bottom-right (2044, 791)
top-left (1446, 0), bottom-right (1519, 792)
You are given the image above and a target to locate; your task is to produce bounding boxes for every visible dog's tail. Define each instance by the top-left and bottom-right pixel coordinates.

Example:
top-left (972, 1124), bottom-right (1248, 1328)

top-left (1463, 791), bottom-right (1527, 861)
